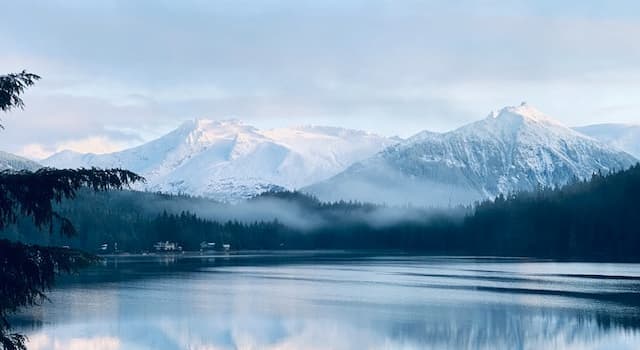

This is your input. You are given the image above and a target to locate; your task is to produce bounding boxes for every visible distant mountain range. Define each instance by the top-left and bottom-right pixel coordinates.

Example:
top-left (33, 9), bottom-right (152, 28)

top-left (573, 123), bottom-right (640, 159)
top-left (43, 120), bottom-right (395, 202)
top-left (305, 103), bottom-right (637, 206)
top-left (0, 151), bottom-right (41, 171)
top-left (38, 104), bottom-right (638, 205)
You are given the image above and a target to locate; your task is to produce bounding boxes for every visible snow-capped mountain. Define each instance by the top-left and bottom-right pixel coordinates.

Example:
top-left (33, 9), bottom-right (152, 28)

top-left (305, 103), bottom-right (638, 206)
top-left (44, 119), bottom-right (396, 202)
top-left (573, 123), bottom-right (640, 159)
top-left (0, 151), bottom-right (41, 171)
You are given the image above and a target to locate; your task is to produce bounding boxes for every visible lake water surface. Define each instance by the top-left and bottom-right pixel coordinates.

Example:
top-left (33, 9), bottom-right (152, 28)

top-left (14, 252), bottom-right (640, 350)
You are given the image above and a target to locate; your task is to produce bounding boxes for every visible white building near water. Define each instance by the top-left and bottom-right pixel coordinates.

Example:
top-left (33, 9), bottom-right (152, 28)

top-left (153, 241), bottom-right (182, 252)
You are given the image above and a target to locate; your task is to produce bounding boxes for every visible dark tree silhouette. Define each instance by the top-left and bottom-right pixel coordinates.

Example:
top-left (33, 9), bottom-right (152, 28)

top-left (0, 71), bottom-right (40, 115)
top-left (0, 72), bottom-right (144, 350)
top-left (0, 168), bottom-right (143, 236)
top-left (5, 163), bottom-right (635, 259)
top-left (0, 240), bottom-right (97, 350)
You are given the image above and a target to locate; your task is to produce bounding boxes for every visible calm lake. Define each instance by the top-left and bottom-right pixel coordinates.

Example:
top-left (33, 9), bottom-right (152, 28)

top-left (13, 252), bottom-right (640, 350)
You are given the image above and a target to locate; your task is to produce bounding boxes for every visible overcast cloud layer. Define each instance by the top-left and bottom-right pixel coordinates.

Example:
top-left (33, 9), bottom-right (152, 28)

top-left (1, 0), bottom-right (639, 159)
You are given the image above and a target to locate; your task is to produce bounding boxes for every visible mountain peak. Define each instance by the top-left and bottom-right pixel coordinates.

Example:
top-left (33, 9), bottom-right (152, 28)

top-left (181, 118), bottom-right (248, 131)
top-left (307, 104), bottom-right (636, 206)
top-left (488, 102), bottom-right (562, 125)
top-left (177, 118), bottom-right (260, 143)
top-left (44, 119), bottom-right (394, 201)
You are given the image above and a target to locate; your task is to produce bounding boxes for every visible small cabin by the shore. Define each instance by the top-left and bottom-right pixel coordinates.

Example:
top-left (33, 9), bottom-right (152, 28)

top-left (153, 241), bottom-right (182, 252)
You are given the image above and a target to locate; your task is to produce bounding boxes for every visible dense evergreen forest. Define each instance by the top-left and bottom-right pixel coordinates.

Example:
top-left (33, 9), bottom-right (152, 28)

top-left (2, 164), bottom-right (639, 260)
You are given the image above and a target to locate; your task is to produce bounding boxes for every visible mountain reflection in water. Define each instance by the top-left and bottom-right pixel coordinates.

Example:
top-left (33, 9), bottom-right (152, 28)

top-left (13, 253), bottom-right (640, 350)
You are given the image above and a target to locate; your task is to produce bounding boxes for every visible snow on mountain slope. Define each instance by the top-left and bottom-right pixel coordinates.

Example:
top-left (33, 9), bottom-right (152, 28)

top-left (0, 151), bottom-right (41, 171)
top-left (574, 123), bottom-right (640, 159)
top-left (304, 103), bottom-right (638, 206)
top-left (43, 119), bottom-right (396, 201)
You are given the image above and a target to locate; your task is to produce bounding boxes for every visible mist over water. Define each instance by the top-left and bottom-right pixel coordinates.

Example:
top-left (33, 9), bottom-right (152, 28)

top-left (14, 253), bottom-right (640, 350)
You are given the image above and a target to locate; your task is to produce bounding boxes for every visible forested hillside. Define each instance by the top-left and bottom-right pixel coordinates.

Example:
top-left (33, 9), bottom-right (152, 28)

top-left (2, 164), bottom-right (639, 260)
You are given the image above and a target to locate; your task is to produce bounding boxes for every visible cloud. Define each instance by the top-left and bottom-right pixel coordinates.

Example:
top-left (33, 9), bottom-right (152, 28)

top-left (2, 1), bottom-right (640, 154)
top-left (19, 144), bottom-right (51, 160)
top-left (0, 93), bottom-right (161, 158)
top-left (20, 136), bottom-right (137, 159)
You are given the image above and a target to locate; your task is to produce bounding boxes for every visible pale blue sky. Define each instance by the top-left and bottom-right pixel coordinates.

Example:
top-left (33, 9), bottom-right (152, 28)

top-left (1, 0), bottom-right (639, 158)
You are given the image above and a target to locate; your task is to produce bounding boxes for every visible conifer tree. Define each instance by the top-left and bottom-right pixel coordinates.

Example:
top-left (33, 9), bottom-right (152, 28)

top-left (0, 71), bottom-right (143, 350)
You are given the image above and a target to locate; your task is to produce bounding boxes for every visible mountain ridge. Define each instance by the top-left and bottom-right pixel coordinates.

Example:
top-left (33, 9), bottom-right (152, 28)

top-left (43, 106), bottom-right (638, 205)
top-left (44, 119), bottom-right (396, 202)
top-left (304, 104), bottom-right (637, 206)
top-left (573, 123), bottom-right (640, 159)
top-left (0, 151), bottom-right (42, 171)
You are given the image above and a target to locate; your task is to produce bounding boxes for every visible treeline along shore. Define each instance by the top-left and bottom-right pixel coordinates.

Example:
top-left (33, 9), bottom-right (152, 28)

top-left (2, 164), bottom-right (639, 261)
